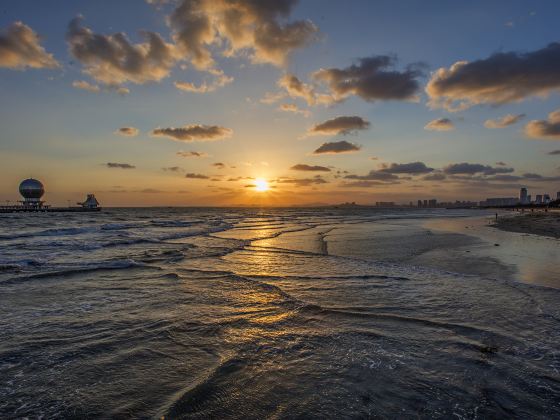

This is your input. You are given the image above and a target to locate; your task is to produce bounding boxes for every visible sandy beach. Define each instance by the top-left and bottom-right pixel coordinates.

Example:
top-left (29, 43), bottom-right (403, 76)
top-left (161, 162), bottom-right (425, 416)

top-left (494, 212), bottom-right (560, 239)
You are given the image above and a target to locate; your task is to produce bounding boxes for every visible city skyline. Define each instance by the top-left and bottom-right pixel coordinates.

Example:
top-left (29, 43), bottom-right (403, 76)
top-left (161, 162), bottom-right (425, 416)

top-left (1, 0), bottom-right (560, 206)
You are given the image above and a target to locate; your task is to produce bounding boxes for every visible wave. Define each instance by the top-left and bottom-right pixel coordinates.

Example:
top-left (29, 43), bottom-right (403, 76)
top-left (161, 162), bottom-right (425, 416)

top-left (2, 259), bottom-right (151, 284)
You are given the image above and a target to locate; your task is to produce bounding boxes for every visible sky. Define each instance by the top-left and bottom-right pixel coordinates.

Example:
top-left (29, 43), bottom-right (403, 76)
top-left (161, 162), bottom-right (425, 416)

top-left (1, 0), bottom-right (560, 206)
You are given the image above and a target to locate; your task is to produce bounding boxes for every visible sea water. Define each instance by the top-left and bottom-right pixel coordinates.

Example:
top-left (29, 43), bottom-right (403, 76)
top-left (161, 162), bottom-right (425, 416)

top-left (1, 208), bottom-right (559, 418)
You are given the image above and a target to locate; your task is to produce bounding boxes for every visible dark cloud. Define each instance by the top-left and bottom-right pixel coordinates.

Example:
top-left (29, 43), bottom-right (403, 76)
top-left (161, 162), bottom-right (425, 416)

top-left (308, 116), bottom-right (370, 136)
top-left (106, 162), bottom-right (135, 169)
top-left (169, 0), bottom-right (318, 69)
top-left (443, 162), bottom-right (514, 175)
top-left (290, 164), bottom-right (331, 172)
top-left (151, 124), bottom-right (232, 142)
top-left (139, 188), bottom-right (164, 193)
top-left (495, 161), bottom-right (507, 166)
top-left (0, 21), bottom-right (60, 69)
top-left (115, 127), bottom-right (139, 137)
top-left (548, 150), bottom-right (560, 155)
top-left (162, 166), bottom-right (182, 172)
top-left (185, 173), bottom-right (209, 179)
top-left (213, 162), bottom-right (226, 169)
top-left (380, 161), bottom-right (434, 174)
top-left (177, 150), bottom-right (209, 158)
top-left (345, 171), bottom-right (399, 181)
top-left (340, 180), bottom-right (393, 188)
top-left (276, 176), bottom-right (328, 187)
top-left (312, 55), bottom-right (423, 102)
top-left (485, 174), bottom-right (522, 182)
top-left (427, 43), bottom-right (560, 110)
top-left (424, 117), bottom-right (454, 131)
top-left (484, 114), bottom-right (525, 129)
top-left (66, 16), bottom-right (177, 85)
top-left (313, 141), bottom-right (361, 154)
top-left (525, 109), bottom-right (560, 140)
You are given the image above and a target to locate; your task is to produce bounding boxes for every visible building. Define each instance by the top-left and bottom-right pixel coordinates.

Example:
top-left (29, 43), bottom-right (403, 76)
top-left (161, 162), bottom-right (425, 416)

top-left (557, 191), bottom-right (560, 200)
top-left (79, 194), bottom-right (100, 209)
top-left (375, 201), bottom-right (396, 207)
top-left (480, 197), bottom-right (518, 207)
top-left (535, 194), bottom-right (543, 204)
top-left (544, 194), bottom-right (551, 204)
top-left (519, 187), bottom-right (528, 204)
top-left (428, 199), bottom-right (437, 208)
top-left (417, 200), bottom-right (422, 208)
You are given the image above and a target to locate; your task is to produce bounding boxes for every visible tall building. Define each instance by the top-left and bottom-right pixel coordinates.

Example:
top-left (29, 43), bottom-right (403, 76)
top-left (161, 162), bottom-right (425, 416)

top-left (417, 200), bottom-right (422, 208)
top-left (557, 191), bottom-right (560, 200)
top-left (519, 187), bottom-right (528, 204)
top-left (544, 194), bottom-right (551, 204)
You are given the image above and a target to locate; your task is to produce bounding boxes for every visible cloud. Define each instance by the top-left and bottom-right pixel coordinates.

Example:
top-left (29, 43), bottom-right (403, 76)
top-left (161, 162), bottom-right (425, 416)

top-left (139, 188), bottom-right (165, 193)
top-left (162, 166), bottom-right (182, 172)
top-left (312, 55), bottom-right (423, 102)
top-left (212, 162), bottom-right (226, 169)
top-left (495, 161), bottom-right (507, 166)
top-left (345, 171), bottom-right (399, 181)
top-left (278, 103), bottom-right (310, 117)
top-left (177, 150), bottom-right (209, 158)
top-left (274, 73), bottom-right (335, 106)
top-left (426, 43), bottom-right (560, 111)
top-left (185, 173), bottom-right (209, 179)
top-left (443, 162), bottom-right (514, 175)
top-left (484, 113), bottom-right (525, 129)
top-left (174, 69), bottom-right (233, 93)
top-left (276, 176), bottom-right (328, 187)
top-left (548, 150), bottom-right (560, 155)
top-left (0, 21), bottom-right (60, 70)
top-left (340, 180), bottom-right (394, 188)
top-left (114, 127), bottom-right (139, 137)
top-left (313, 140), bottom-right (361, 154)
top-left (72, 80), bottom-right (100, 92)
top-left (525, 109), bottom-right (560, 140)
top-left (290, 164), bottom-right (331, 172)
top-left (307, 116), bottom-right (370, 136)
top-left (169, 0), bottom-right (318, 69)
top-left (380, 161), bottom-right (434, 174)
top-left (424, 117), bottom-right (455, 131)
top-left (151, 124), bottom-right (232, 142)
top-left (66, 16), bottom-right (178, 85)
top-left (106, 162), bottom-right (135, 169)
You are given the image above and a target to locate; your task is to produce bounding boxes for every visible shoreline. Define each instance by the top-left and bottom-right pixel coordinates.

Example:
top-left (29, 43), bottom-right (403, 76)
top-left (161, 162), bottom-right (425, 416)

top-left (493, 212), bottom-right (560, 239)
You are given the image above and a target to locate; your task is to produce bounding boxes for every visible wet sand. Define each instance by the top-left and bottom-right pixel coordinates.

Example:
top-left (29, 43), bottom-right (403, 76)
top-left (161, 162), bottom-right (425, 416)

top-left (493, 212), bottom-right (560, 239)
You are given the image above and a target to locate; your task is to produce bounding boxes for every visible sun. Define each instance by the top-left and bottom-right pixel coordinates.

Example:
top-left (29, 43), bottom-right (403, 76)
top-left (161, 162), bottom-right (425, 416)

top-left (254, 178), bottom-right (269, 192)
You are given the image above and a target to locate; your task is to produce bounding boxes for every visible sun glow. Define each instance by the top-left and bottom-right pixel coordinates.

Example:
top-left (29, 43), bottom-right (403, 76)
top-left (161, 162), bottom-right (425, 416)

top-left (254, 178), bottom-right (269, 192)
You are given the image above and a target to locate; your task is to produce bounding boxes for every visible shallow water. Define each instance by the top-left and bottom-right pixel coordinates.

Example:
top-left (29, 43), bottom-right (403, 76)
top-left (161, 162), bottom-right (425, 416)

top-left (1, 208), bottom-right (559, 418)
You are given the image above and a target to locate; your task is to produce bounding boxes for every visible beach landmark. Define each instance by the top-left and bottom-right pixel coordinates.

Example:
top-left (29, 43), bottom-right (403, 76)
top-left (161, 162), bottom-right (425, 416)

top-left (19, 178), bottom-right (45, 208)
top-left (0, 178), bottom-right (101, 213)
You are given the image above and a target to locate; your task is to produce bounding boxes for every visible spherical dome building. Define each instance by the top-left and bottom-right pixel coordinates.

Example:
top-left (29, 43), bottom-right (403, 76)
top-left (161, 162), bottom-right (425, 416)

top-left (19, 178), bottom-right (45, 204)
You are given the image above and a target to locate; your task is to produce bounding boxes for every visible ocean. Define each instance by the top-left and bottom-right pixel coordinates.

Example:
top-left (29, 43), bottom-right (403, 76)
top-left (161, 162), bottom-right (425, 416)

top-left (1, 207), bottom-right (559, 418)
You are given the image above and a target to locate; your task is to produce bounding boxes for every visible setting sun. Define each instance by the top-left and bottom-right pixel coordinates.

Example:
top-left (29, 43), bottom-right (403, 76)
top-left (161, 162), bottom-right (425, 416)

top-left (254, 178), bottom-right (270, 192)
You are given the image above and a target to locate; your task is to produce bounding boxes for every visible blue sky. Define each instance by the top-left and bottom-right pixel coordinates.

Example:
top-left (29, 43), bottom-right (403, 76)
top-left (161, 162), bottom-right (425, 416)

top-left (0, 0), bottom-right (559, 206)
